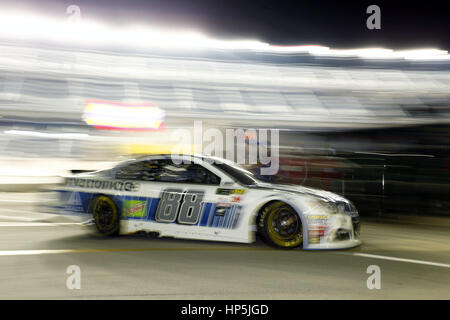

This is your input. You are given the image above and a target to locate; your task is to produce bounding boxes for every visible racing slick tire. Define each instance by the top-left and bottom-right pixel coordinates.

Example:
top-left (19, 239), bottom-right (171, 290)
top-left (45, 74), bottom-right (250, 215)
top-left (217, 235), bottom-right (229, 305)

top-left (257, 201), bottom-right (303, 249)
top-left (91, 195), bottom-right (120, 236)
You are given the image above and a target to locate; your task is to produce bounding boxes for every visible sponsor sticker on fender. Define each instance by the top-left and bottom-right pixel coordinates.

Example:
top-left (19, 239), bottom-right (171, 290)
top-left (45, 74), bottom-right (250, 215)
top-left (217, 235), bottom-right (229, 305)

top-left (307, 215), bottom-right (330, 244)
top-left (307, 215), bottom-right (329, 225)
top-left (123, 200), bottom-right (147, 218)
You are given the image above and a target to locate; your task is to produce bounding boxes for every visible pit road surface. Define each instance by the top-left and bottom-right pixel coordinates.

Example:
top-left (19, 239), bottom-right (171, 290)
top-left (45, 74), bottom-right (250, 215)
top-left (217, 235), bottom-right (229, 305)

top-left (0, 194), bottom-right (448, 299)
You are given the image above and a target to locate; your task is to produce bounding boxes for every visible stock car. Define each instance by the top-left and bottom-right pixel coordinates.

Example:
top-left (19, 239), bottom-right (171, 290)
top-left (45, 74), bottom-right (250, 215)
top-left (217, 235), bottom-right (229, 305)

top-left (53, 154), bottom-right (361, 249)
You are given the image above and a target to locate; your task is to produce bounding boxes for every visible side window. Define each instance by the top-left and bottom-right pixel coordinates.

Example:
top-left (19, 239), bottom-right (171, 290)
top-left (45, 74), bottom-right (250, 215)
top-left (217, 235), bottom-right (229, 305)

top-left (115, 160), bottom-right (220, 185)
top-left (156, 162), bottom-right (221, 185)
top-left (115, 160), bottom-right (161, 181)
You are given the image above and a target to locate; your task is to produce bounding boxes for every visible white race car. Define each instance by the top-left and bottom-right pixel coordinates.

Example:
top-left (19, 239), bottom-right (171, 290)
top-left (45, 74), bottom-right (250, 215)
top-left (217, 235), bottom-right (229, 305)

top-left (54, 154), bottom-right (361, 249)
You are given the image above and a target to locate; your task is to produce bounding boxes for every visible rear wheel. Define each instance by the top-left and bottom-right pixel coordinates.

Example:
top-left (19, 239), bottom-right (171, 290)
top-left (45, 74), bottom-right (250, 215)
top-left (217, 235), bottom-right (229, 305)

top-left (257, 202), bottom-right (303, 249)
top-left (91, 195), bottom-right (120, 236)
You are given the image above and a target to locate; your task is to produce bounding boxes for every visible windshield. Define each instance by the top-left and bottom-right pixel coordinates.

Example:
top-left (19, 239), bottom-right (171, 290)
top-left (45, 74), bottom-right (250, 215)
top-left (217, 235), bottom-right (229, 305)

top-left (211, 161), bottom-right (260, 186)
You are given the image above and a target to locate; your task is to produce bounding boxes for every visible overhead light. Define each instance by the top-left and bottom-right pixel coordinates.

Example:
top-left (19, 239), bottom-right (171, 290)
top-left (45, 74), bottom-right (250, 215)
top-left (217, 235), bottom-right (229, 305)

top-left (83, 100), bottom-right (166, 131)
top-left (0, 9), bottom-right (448, 60)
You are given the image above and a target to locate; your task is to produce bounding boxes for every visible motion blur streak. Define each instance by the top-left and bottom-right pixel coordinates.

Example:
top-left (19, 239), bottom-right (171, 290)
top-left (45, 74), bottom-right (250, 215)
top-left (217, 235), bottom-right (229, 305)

top-left (0, 247), bottom-right (275, 257)
top-left (0, 9), bottom-right (449, 218)
top-left (0, 9), bottom-right (449, 59)
top-left (83, 101), bottom-right (166, 130)
top-left (0, 7), bottom-right (448, 300)
top-left (346, 252), bottom-right (450, 269)
top-left (1, 42), bottom-right (449, 125)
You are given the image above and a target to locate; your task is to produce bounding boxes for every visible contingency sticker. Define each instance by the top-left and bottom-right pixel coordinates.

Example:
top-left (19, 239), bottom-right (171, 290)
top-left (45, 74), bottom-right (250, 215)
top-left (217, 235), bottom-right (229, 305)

top-left (307, 215), bottom-right (330, 244)
top-left (307, 215), bottom-right (329, 225)
top-left (215, 188), bottom-right (247, 195)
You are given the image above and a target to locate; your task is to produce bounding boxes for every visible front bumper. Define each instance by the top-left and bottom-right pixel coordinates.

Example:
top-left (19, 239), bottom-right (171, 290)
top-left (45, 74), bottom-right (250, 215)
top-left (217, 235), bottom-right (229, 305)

top-left (304, 238), bottom-right (362, 250)
top-left (303, 212), bottom-right (361, 250)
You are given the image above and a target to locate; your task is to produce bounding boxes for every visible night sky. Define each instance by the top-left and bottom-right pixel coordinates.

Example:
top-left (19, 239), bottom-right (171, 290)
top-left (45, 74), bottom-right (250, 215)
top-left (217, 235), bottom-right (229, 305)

top-left (5, 0), bottom-right (450, 50)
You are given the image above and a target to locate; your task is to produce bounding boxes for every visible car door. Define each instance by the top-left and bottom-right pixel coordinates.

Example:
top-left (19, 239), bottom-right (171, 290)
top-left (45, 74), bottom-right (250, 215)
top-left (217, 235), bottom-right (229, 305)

top-left (114, 157), bottom-right (244, 231)
top-left (150, 159), bottom-right (232, 228)
top-left (113, 158), bottom-right (167, 220)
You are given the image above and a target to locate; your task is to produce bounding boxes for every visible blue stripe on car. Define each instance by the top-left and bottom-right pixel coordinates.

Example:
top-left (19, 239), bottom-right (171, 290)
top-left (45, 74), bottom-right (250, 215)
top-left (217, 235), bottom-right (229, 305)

top-left (57, 191), bottom-right (239, 229)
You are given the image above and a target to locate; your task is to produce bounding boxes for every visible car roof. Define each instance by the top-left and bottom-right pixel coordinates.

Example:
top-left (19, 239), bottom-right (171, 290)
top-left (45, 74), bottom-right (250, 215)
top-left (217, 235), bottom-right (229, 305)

top-left (135, 153), bottom-right (234, 162)
top-left (114, 154), bottom-right (240, 170)
top-left (133, 154), bottom-right (204, 161)
top-left (116, 154), bottom-right (212, 166)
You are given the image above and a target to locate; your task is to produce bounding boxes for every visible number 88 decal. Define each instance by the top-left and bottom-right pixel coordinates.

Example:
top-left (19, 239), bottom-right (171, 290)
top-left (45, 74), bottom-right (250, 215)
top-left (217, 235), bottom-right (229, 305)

top-left (155, 188), bottom-right (205, 225)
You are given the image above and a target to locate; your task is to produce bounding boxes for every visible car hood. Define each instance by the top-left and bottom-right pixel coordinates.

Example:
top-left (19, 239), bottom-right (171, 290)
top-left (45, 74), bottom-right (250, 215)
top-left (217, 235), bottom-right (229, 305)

top-left (249, 182), bottom-right (349, 203)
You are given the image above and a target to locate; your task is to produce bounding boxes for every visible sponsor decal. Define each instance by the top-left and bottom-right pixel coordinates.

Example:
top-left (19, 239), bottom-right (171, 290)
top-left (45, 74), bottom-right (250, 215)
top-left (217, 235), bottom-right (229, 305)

top-left (215, 188), bottom-right (246, 195)
top-left (231, 196), bottom-right (241, 203)
top-left (307, 215), bottom-right (329, 225)
top-left (216, 188), bottom-right (232, 195)
top-left (215, 202), bottom-right (231, 216)
top-left (65, 178), bottom-right (140, 192)
top-left (216, 202), bottom-right (232, 208)
top-left (307, 215), bottom-right (330, 244)
top-left (123, 200), bottom-right (147, 218)
top-left (308, 226), bottom-right (327, 244)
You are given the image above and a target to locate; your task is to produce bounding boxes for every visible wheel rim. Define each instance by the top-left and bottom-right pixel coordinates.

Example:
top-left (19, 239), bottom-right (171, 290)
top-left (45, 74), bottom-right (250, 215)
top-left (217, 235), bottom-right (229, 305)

top-left (94, 196), bottom-right (118, 233)
top-left (267, 205), bottom-right (303, 247)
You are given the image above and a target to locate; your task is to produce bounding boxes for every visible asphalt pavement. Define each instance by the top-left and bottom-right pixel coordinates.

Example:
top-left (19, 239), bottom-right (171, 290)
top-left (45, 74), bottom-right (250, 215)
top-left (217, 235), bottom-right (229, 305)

top-left (0, 193), bottom-right (448, 299)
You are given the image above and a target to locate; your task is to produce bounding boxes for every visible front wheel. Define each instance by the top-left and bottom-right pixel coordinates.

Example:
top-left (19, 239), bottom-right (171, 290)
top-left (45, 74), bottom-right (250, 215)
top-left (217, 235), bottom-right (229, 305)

top-left (91, 195), bottom-right (120, 236)
top-left (257, 202), bottom-right (303, 249)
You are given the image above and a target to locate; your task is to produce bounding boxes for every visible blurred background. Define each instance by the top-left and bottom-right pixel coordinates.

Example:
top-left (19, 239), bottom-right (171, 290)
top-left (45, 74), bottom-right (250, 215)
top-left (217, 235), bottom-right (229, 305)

top-left (0, 2), bottom-right (449, 220)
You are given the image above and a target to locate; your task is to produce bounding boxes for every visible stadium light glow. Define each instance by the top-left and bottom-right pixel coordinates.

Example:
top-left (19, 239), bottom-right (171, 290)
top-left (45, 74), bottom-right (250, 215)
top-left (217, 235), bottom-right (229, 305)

top-left (4, 130), bottom-right (89, 139)
top-left (82, 100), bottom-right (166, 131)
top-left (0, 9), bottom-right (448, 60)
